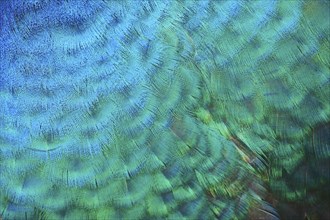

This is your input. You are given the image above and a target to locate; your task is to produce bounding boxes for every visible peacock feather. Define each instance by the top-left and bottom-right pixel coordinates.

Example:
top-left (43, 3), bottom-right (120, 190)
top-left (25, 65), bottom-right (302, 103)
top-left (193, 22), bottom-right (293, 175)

top-left (0, 0), bottom-right (329, 219)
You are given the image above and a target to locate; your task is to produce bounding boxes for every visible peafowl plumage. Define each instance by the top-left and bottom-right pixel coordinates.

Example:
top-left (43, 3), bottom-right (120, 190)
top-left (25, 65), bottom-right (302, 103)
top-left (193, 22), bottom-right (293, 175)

top-left (0, 0), bottom-right (329, 219)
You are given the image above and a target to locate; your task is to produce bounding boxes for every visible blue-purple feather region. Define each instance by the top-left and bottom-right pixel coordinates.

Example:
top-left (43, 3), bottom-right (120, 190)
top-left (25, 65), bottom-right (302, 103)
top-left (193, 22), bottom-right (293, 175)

top-left (0, 0), bottom-right (329, 219)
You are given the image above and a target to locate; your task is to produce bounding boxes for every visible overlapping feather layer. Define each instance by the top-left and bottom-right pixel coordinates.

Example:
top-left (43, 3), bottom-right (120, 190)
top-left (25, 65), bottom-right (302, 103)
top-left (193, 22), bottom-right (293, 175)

top-left (0, 0), bottom-right (329, 219)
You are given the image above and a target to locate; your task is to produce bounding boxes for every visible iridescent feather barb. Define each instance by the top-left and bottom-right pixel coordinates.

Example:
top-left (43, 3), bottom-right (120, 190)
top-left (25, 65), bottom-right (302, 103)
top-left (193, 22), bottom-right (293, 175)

top-left (0, 0), bottom-right (329, 219)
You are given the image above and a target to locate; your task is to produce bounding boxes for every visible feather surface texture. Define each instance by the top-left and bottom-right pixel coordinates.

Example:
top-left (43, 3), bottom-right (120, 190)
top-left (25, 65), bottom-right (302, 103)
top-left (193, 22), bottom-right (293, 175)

top-left (0, 0), bottom-right (329, 219)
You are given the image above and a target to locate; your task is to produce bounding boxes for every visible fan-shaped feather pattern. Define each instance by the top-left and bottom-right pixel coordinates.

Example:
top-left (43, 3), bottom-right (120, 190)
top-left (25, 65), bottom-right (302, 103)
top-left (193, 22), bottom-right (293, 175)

top-left (0, 0), bottom-right (329, 219)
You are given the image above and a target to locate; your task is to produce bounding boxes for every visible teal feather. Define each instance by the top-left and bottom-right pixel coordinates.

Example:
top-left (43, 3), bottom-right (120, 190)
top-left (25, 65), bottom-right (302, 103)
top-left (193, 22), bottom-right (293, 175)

top-left (0, 0), bottom-right (329, 219)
